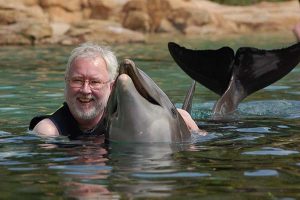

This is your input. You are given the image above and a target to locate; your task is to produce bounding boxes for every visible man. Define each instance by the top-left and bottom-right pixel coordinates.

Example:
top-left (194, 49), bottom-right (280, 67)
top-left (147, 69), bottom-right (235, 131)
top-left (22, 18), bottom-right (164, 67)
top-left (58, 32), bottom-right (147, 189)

top-left (29, 42), bottom-right (201, 138)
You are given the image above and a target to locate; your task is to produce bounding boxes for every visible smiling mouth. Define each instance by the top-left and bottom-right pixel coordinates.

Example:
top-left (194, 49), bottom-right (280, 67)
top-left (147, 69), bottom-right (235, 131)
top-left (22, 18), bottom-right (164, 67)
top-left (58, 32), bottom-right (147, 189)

top-left (78, 98), bottom-right (94, 103)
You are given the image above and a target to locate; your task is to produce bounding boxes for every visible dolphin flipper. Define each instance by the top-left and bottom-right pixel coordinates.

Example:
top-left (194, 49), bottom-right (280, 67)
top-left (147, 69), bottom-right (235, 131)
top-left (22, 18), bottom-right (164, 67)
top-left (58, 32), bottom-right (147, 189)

top-left (168, 42), bottom-right (234, 96)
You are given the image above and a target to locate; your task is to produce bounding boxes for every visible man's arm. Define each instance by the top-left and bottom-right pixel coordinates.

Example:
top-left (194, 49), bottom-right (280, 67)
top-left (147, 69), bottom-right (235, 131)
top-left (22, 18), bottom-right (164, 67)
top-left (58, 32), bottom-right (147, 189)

top-left (177, 108), bottom-right (207, 135)
top-left (33, 118), bottom-right (60, 137)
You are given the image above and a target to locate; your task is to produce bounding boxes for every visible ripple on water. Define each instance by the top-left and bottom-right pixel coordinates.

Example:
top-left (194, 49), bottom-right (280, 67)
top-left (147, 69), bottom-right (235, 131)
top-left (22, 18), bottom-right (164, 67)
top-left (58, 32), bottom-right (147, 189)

top-left (0, 107), bottom-right (19, 112)
top-left (289, 91), bottom-right (300, 95)
top-left (44, 93), bottom-right (64, 97)
top-left (277, 125), bottom-right (289, 129)
top-left (191, 132), bottom-right (220, 143)
top-left (264, 85), bottom-right (290, 91)
top-left (244, 169), bottom-right (279, 177)
top-left (0, 86), bottom-right (16, 90)
top-left (233, 135), bottom-right (263, 141)
top-left (132, 172), bottom-right (211, 179)
top-left (0, 94), bottom-right (17, 98)
top-left (239, 100), bottom-right (300, 118)
top-left (0, 131), bottom-right (11, 137)
top-left (48, 156), bottom-right (78, 162)
top-left (48, 165), bottom-right (112, 176)
top-left (8, 167), bottom-right (39, 171)
top-left (242, 147), bottom-right (299, 156)
top-left (236, 127), bottom-right (271, 133)
top-left (0, 160), bottom-right (27, 165)
top-left (0, 150), bottom-right (50, 159)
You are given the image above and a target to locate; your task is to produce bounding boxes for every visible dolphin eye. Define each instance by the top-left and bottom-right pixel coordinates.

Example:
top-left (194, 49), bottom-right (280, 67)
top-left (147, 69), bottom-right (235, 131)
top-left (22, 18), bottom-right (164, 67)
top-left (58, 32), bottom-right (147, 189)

top-left (171, 108), bottom-right (178, 118)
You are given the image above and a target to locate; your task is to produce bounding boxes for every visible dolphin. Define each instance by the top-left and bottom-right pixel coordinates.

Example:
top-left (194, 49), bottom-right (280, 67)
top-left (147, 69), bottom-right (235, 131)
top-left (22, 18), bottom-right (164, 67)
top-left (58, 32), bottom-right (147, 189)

top-left (104, 59), bottom-right (192, 143)
top-left (168, 42), bottom-right (300, 118)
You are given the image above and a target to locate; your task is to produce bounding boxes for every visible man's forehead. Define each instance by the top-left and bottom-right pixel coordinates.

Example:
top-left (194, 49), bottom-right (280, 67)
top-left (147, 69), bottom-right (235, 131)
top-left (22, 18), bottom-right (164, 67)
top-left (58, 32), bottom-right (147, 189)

top-left (73, 56), bottom-right (106, 65)
top-left (68, 56), bottom-right (109, 78)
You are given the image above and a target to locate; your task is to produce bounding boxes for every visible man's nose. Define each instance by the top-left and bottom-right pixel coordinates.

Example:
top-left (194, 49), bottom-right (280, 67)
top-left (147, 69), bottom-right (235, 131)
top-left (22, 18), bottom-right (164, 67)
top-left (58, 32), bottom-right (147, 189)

top-left (80, 81), bottom-right (92, 93)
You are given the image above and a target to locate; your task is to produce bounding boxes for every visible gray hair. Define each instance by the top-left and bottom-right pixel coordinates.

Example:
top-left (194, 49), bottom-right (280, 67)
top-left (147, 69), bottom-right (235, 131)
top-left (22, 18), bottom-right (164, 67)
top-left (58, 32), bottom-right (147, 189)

top-left (65, 42), bottom-right (119, 80)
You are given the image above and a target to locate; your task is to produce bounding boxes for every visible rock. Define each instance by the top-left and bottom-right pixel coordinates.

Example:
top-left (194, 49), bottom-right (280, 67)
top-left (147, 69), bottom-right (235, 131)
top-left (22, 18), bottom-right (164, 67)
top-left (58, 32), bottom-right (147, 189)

top-left (0, 25), bottom-right (31, 45)
top-left (39, 0), bottom-right (81, 12)
top-left (0, 19), bottom-right (52, 45)
top-left (50, 22), bottom-right (70, 36)
top-left (122, 11), bottom-right (150, 32)
top-left (64, 20), bottom-right (145, 44)
top-left (204, 0), bottom-right (300, 33)
top-left (121, 0), bottom-right (148, 32)
top-left (0, 2), bottom-right (46, 24)
top-left (45, 6), bottom-right (83, 23)
top-left (146, 0), bottom-right (171, 32)
top-left (22, 20), bottom-right (52, 44)
top-left (0, 0), bottom-right (51, 45)
top-left (157, 18), bottom-right (178, 33)
top-left (88, 0), bottom-right (117, 20)
top-left (23, 0), bottom-right (39, 6)
top-left (122, 0), bottom-right (147, 12)
top-left (0, 10), bottom-right (21, 25)
top-left (122, 0), bottom-right (172, 32)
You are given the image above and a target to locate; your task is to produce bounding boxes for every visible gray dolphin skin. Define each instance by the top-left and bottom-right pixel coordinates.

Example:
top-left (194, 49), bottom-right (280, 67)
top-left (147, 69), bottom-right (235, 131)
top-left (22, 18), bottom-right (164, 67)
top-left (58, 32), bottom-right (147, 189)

top-left (168, 42), bottom-right (300, 119)
top-left (104, 59), bottom-right (191, 143)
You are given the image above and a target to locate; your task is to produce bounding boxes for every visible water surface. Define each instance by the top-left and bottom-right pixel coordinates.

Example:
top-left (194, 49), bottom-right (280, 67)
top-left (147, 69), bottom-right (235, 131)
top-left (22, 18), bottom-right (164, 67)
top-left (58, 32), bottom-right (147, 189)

top-left (0, 34), bottom-right (299, 199)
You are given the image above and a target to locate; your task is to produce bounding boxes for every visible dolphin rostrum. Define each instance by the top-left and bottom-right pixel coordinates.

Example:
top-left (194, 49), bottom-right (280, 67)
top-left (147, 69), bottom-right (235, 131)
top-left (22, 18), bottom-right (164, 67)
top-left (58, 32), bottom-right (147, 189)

top-left (104, 59), bottom-right (192, 143)
top-left (168, 42), bottom-right (300, 118)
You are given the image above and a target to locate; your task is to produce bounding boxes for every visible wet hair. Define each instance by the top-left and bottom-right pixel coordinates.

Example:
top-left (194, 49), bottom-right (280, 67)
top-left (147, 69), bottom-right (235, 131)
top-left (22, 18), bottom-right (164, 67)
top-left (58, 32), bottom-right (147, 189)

top-left (65, 42), bottom-right (119, 81)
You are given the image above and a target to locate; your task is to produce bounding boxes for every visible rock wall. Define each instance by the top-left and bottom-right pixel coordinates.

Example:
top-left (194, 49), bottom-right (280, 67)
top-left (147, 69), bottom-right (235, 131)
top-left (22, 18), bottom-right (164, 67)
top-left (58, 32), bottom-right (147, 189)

top-left (0, 0), bottom-right (299, 45)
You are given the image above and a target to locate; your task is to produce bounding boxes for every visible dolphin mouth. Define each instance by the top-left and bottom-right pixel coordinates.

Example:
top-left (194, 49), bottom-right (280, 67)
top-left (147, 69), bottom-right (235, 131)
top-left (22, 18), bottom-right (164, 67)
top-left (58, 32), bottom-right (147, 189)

top-left (118, 59), bottom-right (160, 106)
top-left (106, 59), bottom-right (161, 120)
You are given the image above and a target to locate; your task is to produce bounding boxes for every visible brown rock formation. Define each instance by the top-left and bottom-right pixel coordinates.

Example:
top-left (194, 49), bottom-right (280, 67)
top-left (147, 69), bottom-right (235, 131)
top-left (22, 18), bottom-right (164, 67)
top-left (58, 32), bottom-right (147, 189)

top-left (0, 0), bottom-right (299, 45)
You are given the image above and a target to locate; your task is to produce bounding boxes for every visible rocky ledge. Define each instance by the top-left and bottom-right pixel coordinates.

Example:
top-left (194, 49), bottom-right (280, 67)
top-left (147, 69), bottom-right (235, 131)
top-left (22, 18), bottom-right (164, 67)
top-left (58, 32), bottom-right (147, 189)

top-left (0, 0), bottom-right (299, 45)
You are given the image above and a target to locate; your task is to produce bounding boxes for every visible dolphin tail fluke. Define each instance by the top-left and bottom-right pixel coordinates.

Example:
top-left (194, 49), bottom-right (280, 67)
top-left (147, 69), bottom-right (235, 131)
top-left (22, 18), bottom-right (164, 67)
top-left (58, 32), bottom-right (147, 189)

top-left (168, 42), bottom-right (235, 96)
top-left (182, 80), bottom-right (196, 114)
top-left (213, 42), bottom-right (300, 117)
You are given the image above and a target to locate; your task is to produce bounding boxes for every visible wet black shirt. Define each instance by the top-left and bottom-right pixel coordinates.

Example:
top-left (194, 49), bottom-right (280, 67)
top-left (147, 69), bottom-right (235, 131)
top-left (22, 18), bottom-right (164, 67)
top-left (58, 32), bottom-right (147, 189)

top-left (29, 102), bottom-right (106, 139)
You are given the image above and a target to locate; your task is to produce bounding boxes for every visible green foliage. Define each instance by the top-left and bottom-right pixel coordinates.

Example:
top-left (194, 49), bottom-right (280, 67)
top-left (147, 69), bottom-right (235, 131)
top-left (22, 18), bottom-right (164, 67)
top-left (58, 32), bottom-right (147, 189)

top-left (209, 0), bottom-right (293, 6)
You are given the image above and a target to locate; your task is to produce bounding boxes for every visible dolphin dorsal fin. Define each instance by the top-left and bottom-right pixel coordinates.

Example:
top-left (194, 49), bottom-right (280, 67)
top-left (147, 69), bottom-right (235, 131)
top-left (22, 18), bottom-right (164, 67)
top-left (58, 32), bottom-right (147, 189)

top-left (182, 80), bottom-right (196, 114)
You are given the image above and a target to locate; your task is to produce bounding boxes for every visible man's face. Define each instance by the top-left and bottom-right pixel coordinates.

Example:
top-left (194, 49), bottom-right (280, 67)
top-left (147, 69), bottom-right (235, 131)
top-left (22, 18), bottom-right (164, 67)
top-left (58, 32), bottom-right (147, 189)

top-left (65, 56), bottom-right (113, 121)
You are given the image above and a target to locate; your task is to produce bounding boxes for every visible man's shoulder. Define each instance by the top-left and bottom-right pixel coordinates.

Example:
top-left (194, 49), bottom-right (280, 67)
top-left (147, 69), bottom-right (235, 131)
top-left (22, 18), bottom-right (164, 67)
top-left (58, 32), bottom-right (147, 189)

top-left (33, 118), bottom-right (59, 137)
top-left (29, 103), bottom-right (66, 136)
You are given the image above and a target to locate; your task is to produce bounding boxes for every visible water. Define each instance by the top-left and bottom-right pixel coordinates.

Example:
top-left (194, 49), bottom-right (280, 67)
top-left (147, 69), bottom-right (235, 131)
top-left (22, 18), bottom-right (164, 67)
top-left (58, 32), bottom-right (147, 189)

top-left (0, 34), bottom-right (299, 199)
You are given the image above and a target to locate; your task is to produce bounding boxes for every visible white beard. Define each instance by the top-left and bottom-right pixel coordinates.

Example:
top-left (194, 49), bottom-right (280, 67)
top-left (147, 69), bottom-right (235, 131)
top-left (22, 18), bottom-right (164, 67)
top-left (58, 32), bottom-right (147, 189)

top-left (65, 93), bottom-right (106, 121)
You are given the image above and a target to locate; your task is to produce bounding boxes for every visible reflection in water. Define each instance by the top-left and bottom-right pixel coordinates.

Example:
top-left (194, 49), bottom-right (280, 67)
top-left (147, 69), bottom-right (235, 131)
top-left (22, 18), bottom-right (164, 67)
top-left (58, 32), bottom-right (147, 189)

top-left (64, 182), bottom-right (114, 200)
top-left (38, 136), bottom-right (115, 199)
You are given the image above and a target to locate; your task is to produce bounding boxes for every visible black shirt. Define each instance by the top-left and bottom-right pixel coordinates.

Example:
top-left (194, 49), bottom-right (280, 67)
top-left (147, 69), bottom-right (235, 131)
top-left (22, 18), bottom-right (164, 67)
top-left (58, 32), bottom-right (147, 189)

top-left (29, 102), bottom-right (107, 139)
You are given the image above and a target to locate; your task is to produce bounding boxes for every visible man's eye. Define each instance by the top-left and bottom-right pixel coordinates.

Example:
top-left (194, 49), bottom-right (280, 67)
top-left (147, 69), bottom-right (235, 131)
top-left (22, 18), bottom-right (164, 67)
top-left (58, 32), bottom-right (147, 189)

top-left (90, 80), bottom-right (101, 85)
top-left (73, 79), bottom-right (83, 83)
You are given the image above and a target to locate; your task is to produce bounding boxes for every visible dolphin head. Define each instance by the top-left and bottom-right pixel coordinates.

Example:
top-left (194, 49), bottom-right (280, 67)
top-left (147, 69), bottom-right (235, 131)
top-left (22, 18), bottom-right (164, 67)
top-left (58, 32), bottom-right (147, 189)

top-left (104, 59), bottom-right (190, 143)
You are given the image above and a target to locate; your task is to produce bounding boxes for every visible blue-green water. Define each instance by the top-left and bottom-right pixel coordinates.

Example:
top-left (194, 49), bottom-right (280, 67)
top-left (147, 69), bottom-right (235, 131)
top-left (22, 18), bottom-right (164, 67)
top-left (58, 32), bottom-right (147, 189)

top-left (0, 34), bottom-right (299, 199)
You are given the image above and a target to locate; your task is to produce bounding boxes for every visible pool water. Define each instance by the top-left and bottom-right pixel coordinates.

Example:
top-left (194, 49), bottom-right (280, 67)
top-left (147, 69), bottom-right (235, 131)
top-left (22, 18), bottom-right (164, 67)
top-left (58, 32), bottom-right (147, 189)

top-left (0, 34), bottom-right (299, 199)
